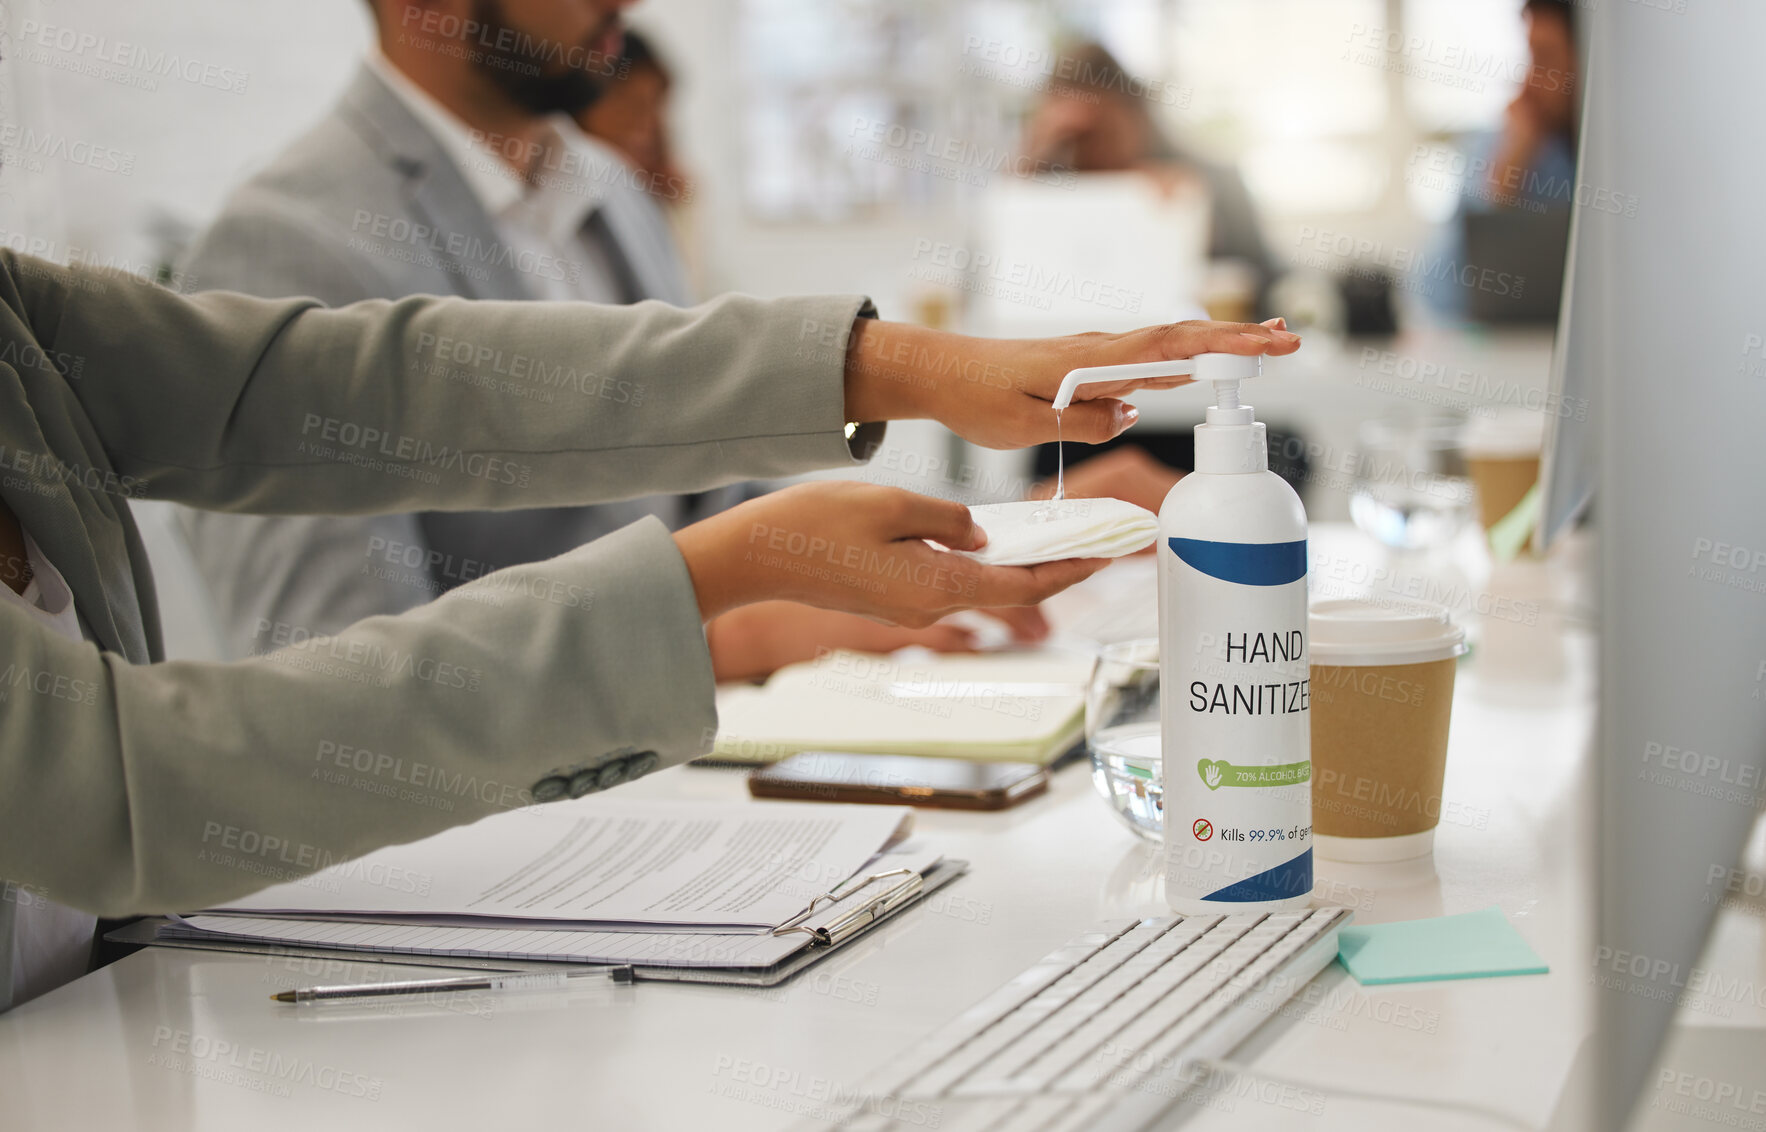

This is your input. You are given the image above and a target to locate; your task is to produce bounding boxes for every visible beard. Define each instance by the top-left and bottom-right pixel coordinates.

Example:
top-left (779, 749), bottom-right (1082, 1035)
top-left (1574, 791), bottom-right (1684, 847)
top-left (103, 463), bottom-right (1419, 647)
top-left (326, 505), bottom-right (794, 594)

top-left (469, 0), bottom-right (618, 117)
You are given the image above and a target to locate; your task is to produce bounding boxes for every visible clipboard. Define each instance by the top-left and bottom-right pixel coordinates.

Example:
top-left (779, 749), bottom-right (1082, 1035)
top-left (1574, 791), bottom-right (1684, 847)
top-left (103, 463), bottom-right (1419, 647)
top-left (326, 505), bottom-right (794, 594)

top-left (106, 858), bottom-right (969, 988)
top-left (633, 857), bottom-right (966, 987)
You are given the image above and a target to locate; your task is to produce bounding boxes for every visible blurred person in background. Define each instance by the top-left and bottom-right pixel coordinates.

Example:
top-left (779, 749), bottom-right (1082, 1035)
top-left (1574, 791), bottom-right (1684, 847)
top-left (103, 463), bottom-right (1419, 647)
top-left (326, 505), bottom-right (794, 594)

top-left (1022, 40), bottom-right (1276, 314)
top-left (1019, 40), bottom-right (1303, 504)
top-left (180, 0), bottom-right (1047, 681)
top-left (576, 27), bottom-right (690, 207)
top-left (1427, 0), bottom-right (1580, 323)
top-left (1485, 0), bottom-right (1580, 212)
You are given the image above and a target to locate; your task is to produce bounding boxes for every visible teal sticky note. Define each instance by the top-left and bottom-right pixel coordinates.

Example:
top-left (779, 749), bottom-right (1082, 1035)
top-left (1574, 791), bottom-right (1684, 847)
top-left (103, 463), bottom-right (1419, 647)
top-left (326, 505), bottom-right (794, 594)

top-left (1336, 906), bottom-right (1548, 986)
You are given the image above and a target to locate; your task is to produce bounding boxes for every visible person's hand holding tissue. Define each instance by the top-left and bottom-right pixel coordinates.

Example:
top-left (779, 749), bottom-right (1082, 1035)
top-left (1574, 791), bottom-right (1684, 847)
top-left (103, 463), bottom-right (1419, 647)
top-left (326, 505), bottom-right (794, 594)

top-left (673, 481), bottom-right (1111, 628)
top-left (842, 316), bottom-right (1300, 450)
top-left (933, 497), bottom-right (1163, 567)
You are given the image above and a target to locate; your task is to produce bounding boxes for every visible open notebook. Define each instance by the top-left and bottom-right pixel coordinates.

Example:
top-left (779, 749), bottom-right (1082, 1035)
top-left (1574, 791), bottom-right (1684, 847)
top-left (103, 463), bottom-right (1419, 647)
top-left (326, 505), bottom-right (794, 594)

top-left (712, 648), bottom-right (1093, 764)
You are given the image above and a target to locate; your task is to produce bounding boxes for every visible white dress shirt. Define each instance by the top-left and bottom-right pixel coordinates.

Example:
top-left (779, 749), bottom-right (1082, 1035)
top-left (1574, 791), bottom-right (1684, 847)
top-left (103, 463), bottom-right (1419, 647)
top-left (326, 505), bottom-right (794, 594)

top-left (367, 51), bottom-right (682, 305)
top-left (1, 532), bottom-right (97, 1010)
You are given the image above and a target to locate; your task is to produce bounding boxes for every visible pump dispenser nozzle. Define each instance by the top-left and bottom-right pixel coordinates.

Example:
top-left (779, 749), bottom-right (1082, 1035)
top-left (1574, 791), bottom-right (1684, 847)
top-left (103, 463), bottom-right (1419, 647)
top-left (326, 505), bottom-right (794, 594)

top-left (1050, 353), bottom-right (1267, 476)
top-left (1051, 352), bottom-right (1262, 411)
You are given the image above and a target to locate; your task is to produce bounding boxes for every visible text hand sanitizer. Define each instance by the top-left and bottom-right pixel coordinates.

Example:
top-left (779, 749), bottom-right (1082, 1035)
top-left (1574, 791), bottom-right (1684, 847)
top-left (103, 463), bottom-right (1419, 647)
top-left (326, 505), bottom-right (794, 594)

top-left (1054, 354), bottom-right (1312, 913)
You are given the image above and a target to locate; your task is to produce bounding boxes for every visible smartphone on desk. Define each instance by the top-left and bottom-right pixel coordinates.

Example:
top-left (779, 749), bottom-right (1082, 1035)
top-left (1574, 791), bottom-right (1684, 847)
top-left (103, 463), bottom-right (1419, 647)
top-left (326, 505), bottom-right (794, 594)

top-left (748, 752), bottom-right (1049, 811)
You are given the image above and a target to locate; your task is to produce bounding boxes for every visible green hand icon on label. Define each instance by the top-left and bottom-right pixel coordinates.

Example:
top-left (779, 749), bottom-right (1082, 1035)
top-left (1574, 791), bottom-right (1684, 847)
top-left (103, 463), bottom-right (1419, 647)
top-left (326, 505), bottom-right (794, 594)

top-left (1196, 758), bottom-right (1311, 790)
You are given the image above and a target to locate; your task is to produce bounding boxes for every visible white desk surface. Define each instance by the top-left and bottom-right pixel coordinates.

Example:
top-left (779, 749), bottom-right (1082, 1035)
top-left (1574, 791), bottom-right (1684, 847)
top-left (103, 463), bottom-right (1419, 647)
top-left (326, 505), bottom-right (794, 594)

top-left (1, 523), bottom-right (1735, 1132)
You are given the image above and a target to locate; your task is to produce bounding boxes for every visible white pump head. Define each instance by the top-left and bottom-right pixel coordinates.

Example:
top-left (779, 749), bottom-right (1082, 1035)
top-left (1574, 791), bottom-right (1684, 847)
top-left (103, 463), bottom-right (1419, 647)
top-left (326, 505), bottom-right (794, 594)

top-left (1050, 352), bottom-right (1262, 411)
top-left (1050, 352), bottom-right (1268, 475)
top-left (1195, 353), bottom-right (1261, 428)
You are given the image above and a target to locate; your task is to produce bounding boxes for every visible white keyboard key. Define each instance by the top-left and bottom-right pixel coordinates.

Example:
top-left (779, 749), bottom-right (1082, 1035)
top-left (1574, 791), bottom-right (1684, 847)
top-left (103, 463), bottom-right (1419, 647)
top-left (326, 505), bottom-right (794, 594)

top-left (983, 1094), bottom-right (1085, 1131)
top-left (954, 916), bottom-right (1220, 1093)
top-left (1035, 1091), bottom-right (1132, 1132)
top-left (908, 919), bottom-right (1175, 1095)
top-left (1088, 912), bottom-right (1339, 1096)
top-left (1037, 917), bottom-right (1260, 1092)
top-left (925, 1096), bottom-right (1027, 1132)
top-left (867, 922), bottom-right (1138, 1097)
top-left (926, 1094), bottom-right (1146, 1132)
top-left (1137, 908), bottom-right (1348, 1071)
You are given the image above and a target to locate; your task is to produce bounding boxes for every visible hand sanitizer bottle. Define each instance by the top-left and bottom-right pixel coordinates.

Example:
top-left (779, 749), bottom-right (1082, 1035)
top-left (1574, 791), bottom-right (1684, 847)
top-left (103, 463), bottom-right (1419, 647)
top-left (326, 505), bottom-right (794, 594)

top-left (1053, 354), bottom-right (1312, 913)
top-left (1157, 356), bottom-right (1311, 913)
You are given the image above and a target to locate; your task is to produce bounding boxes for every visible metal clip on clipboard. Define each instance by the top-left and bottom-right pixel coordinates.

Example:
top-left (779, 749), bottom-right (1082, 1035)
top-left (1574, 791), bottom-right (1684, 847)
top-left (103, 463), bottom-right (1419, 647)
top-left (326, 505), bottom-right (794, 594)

top-left (771, 866), bottom-right (925, 947)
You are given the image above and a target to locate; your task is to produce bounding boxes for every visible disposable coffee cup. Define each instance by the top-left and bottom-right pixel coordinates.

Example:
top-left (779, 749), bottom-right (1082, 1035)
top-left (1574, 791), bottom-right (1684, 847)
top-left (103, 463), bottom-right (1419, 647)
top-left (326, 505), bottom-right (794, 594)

top-left (1309, 599), bottom-right (1467, 862)
top-left (1463, 410), bottom-right (1545, 531)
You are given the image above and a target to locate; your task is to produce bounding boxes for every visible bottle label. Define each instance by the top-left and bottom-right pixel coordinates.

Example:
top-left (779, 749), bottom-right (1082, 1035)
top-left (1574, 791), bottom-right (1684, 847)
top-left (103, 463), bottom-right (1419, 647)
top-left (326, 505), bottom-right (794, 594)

top-left (1161, 536), bottom-right (1313, 906)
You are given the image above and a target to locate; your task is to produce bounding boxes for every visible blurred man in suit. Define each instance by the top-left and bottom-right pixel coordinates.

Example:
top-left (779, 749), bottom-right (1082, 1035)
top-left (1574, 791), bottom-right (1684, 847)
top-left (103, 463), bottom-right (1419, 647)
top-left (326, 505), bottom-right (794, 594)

top-left (182, 0), bottom-right (1044, 679)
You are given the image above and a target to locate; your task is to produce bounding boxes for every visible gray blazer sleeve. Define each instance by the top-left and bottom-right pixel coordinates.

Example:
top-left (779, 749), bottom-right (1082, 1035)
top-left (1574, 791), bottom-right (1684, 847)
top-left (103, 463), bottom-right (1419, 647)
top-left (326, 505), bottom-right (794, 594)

top-left (0, 250), bottom-right (875, 917)
top-left (178, 201), bottom-right (438, 659)
top-left (15, 257), bottom-right (873, 509)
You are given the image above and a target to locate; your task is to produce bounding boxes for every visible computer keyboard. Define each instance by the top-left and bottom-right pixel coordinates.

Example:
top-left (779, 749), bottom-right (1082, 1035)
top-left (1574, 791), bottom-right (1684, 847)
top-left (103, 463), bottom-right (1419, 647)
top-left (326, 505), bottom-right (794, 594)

top-left (794, 906), bottom-right (1351, 1132)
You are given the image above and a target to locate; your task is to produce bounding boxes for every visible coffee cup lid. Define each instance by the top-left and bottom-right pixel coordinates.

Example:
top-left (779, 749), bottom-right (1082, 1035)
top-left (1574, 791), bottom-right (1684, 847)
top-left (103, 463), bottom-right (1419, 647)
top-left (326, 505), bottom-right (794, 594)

top-left (1308, 598), bottom-right (1467, 666)
top-left (1462, 409), bottom-right (1545, 457)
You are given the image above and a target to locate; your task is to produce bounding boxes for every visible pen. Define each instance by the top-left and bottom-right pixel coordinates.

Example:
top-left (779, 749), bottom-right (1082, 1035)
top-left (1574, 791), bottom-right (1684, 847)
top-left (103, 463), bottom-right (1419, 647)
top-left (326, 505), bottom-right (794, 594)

top-left (271, 965), bottom-right (635, 1004)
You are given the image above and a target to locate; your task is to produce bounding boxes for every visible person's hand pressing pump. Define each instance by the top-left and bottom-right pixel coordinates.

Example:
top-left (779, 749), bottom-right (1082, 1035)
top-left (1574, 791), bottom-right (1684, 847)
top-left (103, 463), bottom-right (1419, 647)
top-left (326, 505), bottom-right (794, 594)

top-left (673, 482), bottom-right (1108, 630)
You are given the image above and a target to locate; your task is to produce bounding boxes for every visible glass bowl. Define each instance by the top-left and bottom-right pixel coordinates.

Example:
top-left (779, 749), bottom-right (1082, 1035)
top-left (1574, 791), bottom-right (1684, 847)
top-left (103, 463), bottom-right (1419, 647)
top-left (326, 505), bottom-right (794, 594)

top-left (1086, 639), bottom-right (1163, 841)
top-left (1348, 416), bottom-right (1475, 551)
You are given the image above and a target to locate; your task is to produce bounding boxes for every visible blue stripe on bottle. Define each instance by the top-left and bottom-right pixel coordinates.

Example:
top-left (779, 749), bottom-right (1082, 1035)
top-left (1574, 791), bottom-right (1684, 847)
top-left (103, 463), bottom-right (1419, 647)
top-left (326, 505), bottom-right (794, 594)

top-left (1168, 537), bottom-right (1307, 586)
top-left (1202, 848), bottom-right (1313, 903)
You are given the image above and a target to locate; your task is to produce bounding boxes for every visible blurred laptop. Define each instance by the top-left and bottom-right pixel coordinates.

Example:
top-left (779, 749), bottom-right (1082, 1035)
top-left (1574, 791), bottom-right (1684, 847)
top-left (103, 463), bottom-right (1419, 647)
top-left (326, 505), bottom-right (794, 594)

top-left (968, 172), bottom-right (1209, 337)
top-left (1461, 207), bottom-right (1570, 325)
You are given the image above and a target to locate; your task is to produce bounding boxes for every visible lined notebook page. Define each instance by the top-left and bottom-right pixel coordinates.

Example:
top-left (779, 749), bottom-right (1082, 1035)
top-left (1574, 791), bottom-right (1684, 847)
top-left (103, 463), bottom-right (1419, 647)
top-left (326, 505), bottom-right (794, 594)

top-left (713, 649), bottom-right (1090, 763)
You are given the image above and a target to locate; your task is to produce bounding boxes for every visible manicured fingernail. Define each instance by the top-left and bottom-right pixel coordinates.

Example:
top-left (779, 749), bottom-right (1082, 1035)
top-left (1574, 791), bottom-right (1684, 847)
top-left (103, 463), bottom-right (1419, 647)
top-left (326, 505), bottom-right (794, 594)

top-left (1241, 333), bottom-right (1274, 346)
top-left (1122, 406), bottom-right (1140, 426)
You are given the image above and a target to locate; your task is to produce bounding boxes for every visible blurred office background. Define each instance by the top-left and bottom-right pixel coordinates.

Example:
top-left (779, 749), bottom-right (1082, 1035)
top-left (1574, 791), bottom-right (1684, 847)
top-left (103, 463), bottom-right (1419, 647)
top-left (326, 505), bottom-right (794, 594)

top-left (0, 0), bottom-right (1531, 300)
top-left (0, 0), bottom-right (1563, 527)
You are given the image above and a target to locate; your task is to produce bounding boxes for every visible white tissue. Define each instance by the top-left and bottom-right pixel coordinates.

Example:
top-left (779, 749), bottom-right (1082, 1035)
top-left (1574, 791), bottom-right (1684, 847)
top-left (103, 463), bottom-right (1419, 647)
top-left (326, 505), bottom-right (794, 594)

top-left (933, 499), bottom-right (1160, 567)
